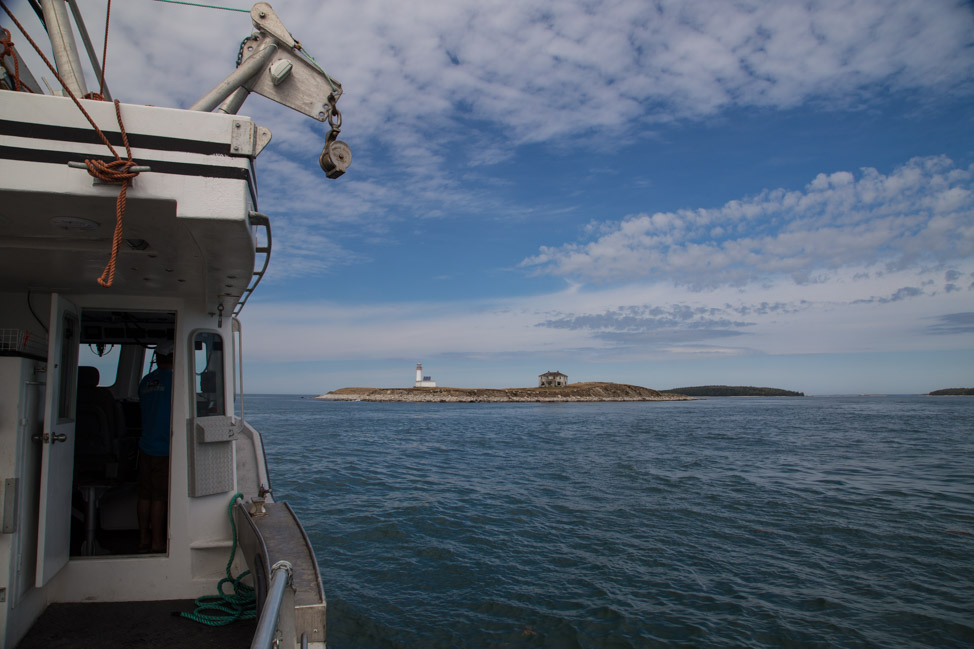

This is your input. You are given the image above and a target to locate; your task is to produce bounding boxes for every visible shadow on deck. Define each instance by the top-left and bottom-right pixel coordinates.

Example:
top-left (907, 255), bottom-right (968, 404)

top-left (17, 600), bottom-right (256, 649)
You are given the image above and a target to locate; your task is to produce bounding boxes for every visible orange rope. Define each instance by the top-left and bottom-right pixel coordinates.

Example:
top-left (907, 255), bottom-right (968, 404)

top-left (1, 1), bottom-right (119, 153)
top-left (1, 0), bottom-right (139, 288)
top-left (93, 99), bottom-right (138, 287)
top-left (0, 26), bottom-right (30, 91)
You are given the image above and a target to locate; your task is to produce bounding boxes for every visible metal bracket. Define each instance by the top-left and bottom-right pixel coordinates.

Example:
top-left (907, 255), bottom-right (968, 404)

top-left (67, 161), bottom-right (151, 185)
top-left (241, 46), bottom-right (341, 121)
top-left (230, 120), bottom-right (255, 155)
top-left (239, 8), bottom-right (342, 122)
top-left (255, 126), bottom-right (273, 155)
top-left (228, 120), bottom-right (272, 157)
top-left (251, 3), bottom-right (296, 48)
top-left (196, 415), bottom-right (241, 443)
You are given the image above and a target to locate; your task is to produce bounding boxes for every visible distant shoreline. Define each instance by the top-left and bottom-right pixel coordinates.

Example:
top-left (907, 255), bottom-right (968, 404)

top-left (315, 382), bottom-right (696, 403)
top-left (661, 385), bottom-right (805, 397)
top-left (928, 387), bottom-right (974, 396)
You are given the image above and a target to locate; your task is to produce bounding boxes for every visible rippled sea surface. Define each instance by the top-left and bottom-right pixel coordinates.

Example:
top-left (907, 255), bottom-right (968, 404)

top-left (243, 395), bottom-right (974, 649)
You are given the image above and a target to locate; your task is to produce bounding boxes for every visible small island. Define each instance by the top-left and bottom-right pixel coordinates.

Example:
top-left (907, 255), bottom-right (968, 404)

top-left (661, 385), bottom-right (805, 397)
top-left (929, 388), bottom-right (974, 396)
top-left (316, 382), bottom-right (696, 403)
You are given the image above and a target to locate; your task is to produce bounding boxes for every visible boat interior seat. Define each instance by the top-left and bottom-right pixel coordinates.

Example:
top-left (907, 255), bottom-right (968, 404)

top-left (75, 366), bottom-right (126, 481)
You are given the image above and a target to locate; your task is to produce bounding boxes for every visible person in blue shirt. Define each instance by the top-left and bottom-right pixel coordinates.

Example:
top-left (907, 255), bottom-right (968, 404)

top-left (138, 342), bottom-right (173, 553)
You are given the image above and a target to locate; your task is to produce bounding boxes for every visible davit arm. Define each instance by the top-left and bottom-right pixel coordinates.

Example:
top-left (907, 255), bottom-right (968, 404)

top-left (190, 2), bottom-right (350, 178)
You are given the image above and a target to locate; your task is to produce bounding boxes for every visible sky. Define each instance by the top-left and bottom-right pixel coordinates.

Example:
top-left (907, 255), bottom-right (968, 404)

top-left (6, 0), bottom-right (974, 395)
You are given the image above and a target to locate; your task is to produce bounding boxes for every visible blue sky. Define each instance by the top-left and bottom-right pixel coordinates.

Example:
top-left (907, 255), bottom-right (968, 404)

top-left (8, 0), bottom-right (974, 394)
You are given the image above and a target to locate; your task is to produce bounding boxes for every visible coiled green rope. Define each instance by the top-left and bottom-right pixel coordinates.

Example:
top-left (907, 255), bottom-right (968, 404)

top-left (178, 492), bottom-right (257, 626)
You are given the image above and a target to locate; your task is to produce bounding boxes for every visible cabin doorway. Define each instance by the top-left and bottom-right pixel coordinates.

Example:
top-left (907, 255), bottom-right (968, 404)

top-left (67, 309), bottom-right (176, 558)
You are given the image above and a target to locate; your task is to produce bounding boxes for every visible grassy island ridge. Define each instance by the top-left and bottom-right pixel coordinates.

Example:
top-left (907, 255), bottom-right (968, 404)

top-left (316, 382), bottom-right (695, 402)
top-left (928, 387), bottom-right (974, 395)
top-left (661, 385), bottom-right (805, 397)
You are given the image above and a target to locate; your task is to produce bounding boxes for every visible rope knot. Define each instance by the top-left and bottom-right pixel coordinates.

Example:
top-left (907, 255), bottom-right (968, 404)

top-left (85, 157), bottom-right (140, 184)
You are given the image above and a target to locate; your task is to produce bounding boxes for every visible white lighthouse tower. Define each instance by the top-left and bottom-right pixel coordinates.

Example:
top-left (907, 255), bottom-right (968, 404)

top-left (414, 362), bottom-right (437, 388)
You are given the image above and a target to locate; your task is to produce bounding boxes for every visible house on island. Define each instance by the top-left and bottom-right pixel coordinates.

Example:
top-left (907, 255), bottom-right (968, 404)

top-left (538, 371), bottom-right (568, 387)
top-left (415, 363), bottom-right (437, 388)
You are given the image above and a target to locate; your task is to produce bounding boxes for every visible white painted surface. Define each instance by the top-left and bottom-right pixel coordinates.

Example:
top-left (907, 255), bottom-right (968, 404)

top-left (35, 294), bottom-right (79, 588)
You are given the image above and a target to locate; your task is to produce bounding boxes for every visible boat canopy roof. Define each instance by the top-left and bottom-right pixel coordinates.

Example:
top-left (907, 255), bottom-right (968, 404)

top-left (0, 92), bottom-right (263, 314)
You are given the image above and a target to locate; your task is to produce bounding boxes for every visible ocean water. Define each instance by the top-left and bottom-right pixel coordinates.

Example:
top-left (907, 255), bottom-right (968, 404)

top-left (242, 395), bottom-right (974, 649)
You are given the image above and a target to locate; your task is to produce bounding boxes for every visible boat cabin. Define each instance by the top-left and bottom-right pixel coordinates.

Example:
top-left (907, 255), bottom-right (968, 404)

top-left (0, 2), bottom-right (339, 645)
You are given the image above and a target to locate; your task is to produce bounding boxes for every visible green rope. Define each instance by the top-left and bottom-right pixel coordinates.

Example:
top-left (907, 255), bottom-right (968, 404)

top-left (152, 0), bottom-right (339, 93)
top-left (295, 46), bottom-right (339, 93)
top-left (152, 0), bottom-right (250, 13)
top-left (178, 493), bottom-right (257, 626)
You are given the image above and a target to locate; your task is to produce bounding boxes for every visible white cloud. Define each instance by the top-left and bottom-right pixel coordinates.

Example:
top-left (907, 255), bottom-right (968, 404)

top-left (242, 257), bottom-right (974, 368)
top-left (336, 0), bottom-right (974, 144)
top-left (11, 0), bottom-right (974, 141)
top-left (7, 0), bottom-right (973, 275)
top-left (521, 156), bottom-right (974, 286)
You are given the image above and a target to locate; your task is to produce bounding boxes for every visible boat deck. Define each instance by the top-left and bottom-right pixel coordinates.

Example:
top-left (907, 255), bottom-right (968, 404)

top-left (16, 600), bottom-right (256, 649)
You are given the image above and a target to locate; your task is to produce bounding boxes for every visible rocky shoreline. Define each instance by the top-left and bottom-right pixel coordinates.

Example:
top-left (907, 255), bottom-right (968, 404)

top-left (316, 382), bottom-right (696, 403)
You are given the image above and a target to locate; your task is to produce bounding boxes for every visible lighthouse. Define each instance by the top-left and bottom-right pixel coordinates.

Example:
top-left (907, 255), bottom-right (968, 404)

top-left (414, 363), bottom-right (437, 388)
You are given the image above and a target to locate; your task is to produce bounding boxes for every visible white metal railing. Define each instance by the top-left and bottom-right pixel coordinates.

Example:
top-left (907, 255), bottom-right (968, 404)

top-left (250, 561), bottom-right (295, 649)
top-left (234, 211), bottom-right (272, 317)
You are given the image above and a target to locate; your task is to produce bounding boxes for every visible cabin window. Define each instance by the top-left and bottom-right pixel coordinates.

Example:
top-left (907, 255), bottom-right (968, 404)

top-left (193, 332), bottom-right (225, 417)
top-left (79, 343), bottom-right (121, 387)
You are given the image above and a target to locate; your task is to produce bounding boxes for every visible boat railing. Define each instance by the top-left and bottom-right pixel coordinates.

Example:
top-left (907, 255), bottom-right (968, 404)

top-left (235, 211), bottom-right (272, 317)
top-left (250, 560), bottom-right (296, 649)
top-left (234, 497), bottom-right (327, 648)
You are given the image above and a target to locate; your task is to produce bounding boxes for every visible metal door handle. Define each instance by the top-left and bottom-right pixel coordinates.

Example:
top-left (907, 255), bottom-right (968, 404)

top-left (32, 433), bottom-right (67, 444)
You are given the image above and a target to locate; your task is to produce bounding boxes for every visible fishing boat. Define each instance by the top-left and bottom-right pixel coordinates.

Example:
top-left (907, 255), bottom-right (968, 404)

top-left (0, 2), bottom-right (349, 647)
